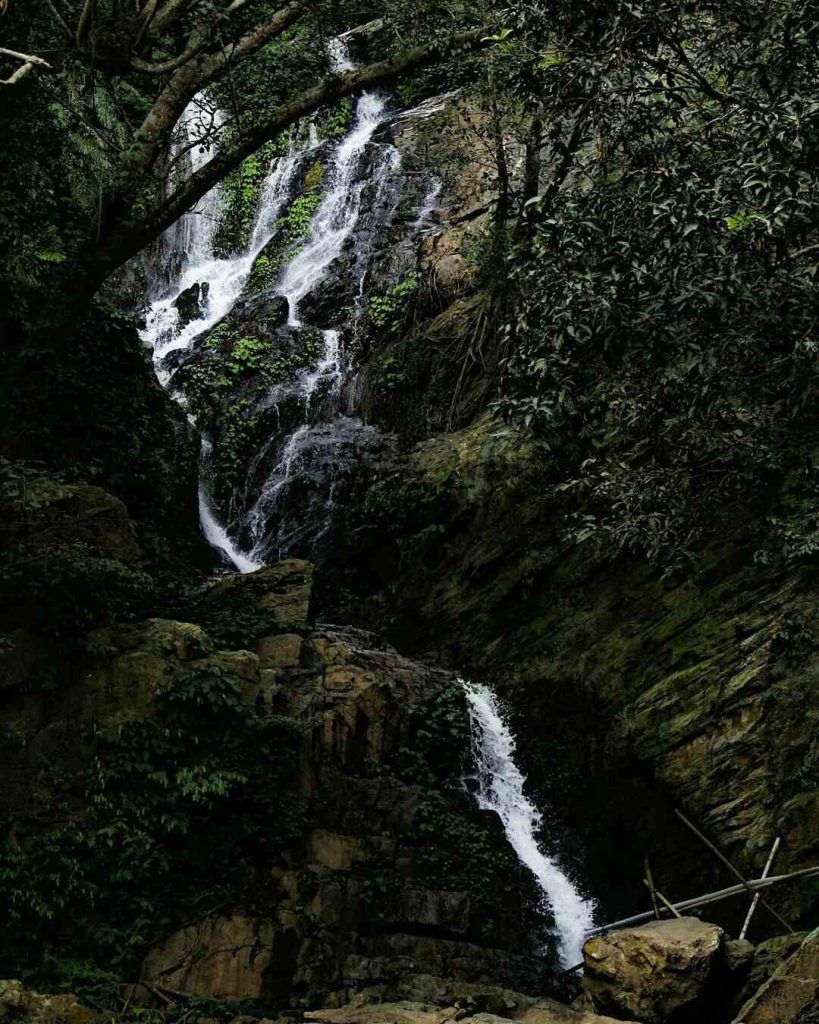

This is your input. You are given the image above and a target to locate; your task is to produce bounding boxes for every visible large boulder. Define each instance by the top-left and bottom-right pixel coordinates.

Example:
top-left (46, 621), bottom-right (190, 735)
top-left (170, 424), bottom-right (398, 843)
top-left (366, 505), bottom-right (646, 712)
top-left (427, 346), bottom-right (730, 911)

top-left (203, 560), bottom-right (314, 628)
top-left (0, 478), bottom-right (141, 564)
top-left (734, 930), bottom-right (819, 1023)
top-left (141, 915), bottom-right (277, 1000)
top-left (582, 918), bottom-right (730, 1023)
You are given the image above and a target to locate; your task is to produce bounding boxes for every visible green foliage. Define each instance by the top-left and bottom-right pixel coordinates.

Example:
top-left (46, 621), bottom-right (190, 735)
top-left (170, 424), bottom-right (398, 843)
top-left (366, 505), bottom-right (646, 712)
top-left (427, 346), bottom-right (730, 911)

top-left (494, 0), bottom-right (819, 569)
top-left (182, 590), bottom-right (288, 650)
top-left (315, 97), bottom-right (354, 142)
top-left (0, 663), bottom-right (304, 1002)
top-left (0, 459), bottom-right (50, 506)
top-left (245, 157), bottom-right (325, 291)
top-left (393, 682), bottom-right (524, 931)
top-left (367, 272), bottom-right (420, 335)
top-left (1, 302), bottom-right (205, 572)
top-left (0, 544), bottom-right (156, 638)
top-left (180, 318), bottom-right (323, 500)
top-left (396, 680), bottom-right (471, 785)
top-left (213, 141), bottom-right (279, 257)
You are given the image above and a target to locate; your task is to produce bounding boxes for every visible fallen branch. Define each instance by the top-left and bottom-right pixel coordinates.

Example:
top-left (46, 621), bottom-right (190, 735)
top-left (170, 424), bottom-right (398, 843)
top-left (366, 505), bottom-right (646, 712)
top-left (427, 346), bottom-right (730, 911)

top-left (0, 47), bottom-right (52, 84)
top-left (740, 836), bottom-right (780, 941)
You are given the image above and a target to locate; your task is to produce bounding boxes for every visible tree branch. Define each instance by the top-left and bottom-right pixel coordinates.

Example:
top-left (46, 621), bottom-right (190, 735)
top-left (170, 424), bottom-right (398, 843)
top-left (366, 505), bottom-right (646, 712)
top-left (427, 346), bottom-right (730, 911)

top-left (219, 0), bottom-right (309, 65)
top-left (134, 0), bottom-right (160, 47)
top-left (146, 0), bottom-right (205, 40)
top-left (103, 26), bottom-right (493, 268)
top-left (76, 0), bottom-right (96, 48)
top-left (130, 0), bottom-right (307, 75)
top-left (0, 47), bottom-right (53, 84)
top-left (44, 0), bottom-right (74, 40)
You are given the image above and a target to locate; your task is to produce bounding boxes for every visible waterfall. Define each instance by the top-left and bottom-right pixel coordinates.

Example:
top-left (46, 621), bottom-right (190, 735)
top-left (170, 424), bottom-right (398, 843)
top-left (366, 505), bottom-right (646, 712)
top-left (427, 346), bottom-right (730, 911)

top-left (140, 35), bottom-right (400, 570)
top-left (140, 95), bottom-right (310, 571)
top-left (239, 36), bottom-right (398, 562)
top-left (143, 122), bottom-right (306, 374)
top-left (463, 681), bottom-right (595, 968)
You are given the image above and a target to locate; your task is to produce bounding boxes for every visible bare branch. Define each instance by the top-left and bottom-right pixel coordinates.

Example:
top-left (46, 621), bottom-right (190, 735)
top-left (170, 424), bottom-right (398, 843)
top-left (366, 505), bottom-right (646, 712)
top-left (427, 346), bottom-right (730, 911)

top-left (44, 0), bottom-right (74, 40)
top-left (0, 47), bottom-right (53, 84)
top-left (219, 0), bottom-right (309, 65)
top-left (131, 0), bottom-right (306, 75)
top-left (134, 0), bottom-right (160, 46)
top-left (146, 0), bottom-right (202, 40)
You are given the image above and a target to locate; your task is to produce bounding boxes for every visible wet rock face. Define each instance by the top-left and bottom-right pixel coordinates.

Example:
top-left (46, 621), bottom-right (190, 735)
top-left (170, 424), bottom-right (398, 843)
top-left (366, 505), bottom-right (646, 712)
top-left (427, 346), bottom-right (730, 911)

top-left (1, 545), bottom-right (542, 1008)
top-left (139, 595), bottom-right (545, 1006)
top-left (582, 918), bottom-right (746, 1023)
top-left (332, 417), bottom-right (819, 929)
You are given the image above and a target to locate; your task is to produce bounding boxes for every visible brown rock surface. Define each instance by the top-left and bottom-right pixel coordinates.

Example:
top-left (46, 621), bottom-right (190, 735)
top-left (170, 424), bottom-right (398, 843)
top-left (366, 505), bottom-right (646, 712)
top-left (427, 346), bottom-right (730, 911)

top-left (205, 561), bottom-right (313, 627)
top-left (0, 479), bottom-right (141, 563)
top-left (734, 930), bottom-right (819, 1023)
top-left (0, 980), bottom-right (95, 1024)
top-left (583, 918), bottom-right (727, 1023)
top-left (304, 1000), bottom-right (635, 1024)
top-left (141, 915), bottom-right (276, 1000)
top-left (136, 573), bottom-right (543, 1008)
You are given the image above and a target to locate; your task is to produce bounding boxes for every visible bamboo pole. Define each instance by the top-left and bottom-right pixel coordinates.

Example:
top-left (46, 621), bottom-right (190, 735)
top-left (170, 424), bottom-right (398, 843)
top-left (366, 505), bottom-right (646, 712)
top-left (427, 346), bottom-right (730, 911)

top-left (674, 809), bottom-right (794, 934)
top-left (584, 864), bottom-right (819, 938)
top-left (654, 888), bottom-right (682, 918)
top-left (644, 858), bottom-right (660, 920)
top-left (740, 836), bottom-right (781, 941)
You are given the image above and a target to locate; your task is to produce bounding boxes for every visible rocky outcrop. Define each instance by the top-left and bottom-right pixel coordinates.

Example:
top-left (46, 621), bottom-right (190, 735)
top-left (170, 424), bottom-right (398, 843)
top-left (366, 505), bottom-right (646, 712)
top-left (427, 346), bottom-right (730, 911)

top-left (0, 520), bottom-right (545, 1011)
top-left (734, 929), bottom-right (819, 1023)
top-left (204, 561), bottom-right (314, 628)
top-left (305, 998), bottom-right (635, 1024)
top-left (582, 919), bottom-right (749, 1023)
top-left (139, 600), bottom-right (545, 1007)
top-left (0, 981), bottom-right (94, 1024)
top-left (334, 417), bottom-right (819, 930)
top-left (733, 932), bottom-right (808, 1011)
top-left (0, 478), bottom-right (141, 564)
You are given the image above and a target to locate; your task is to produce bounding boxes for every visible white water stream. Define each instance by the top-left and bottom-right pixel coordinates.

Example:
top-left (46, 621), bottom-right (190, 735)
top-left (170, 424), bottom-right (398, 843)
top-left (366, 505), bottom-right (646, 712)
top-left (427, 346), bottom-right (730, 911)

top-left (242, 41), bottom-right (398, 558)
top-left (140, 94), bottom-right (312, 572)
top-left (139, 58), bottom-right (596, 976)
top-left (464, 681), bottom-right (595, 967)
top-left (141, 38), bottom-right (399, 570)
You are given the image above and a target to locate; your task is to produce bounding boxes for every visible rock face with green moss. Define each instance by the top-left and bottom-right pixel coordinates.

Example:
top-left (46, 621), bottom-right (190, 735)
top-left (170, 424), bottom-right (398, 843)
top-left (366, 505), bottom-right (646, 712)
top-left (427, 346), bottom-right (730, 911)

top-left (328, 417), bottom-right (819, 931)
top-left (0, 484), bottom-right (546, 1011)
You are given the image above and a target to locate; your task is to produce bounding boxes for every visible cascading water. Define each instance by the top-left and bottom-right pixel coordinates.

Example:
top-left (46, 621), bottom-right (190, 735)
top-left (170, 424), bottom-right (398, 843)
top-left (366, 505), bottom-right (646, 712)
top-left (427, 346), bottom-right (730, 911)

top-left (141, 37), bottom-right (402, 570)
top-left (138, 42), bottom-right (597, 982)
top-left (241, 45), bottom-right (398, 561)
top-left (463, 681), bottom-right (595, 968)
top-left (140, 95), bottom-right (312, 571)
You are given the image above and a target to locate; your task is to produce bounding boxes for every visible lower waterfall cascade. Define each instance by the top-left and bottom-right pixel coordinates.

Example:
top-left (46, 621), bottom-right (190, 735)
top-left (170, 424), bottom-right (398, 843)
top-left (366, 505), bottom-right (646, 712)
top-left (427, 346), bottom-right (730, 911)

top-left (464, 681), bottom-right (596, 968)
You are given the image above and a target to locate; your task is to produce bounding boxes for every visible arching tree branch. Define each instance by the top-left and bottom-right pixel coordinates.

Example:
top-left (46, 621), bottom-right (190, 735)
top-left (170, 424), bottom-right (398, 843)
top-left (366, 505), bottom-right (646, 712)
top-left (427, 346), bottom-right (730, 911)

top-left (98, 25), bottom-right (493, 272)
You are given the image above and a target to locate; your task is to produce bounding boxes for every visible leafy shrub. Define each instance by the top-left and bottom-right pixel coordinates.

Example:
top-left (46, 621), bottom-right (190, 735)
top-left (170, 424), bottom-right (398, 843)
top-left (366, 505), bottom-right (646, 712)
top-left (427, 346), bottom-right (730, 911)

top-left (0, 544), bottom-right (156, 638)
top-left (0, 663), bottom-right (304, 1001)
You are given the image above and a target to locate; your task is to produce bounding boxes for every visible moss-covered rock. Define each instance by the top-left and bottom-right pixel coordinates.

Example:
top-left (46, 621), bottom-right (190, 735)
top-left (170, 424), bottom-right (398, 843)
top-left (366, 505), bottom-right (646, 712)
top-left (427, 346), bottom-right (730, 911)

top-left (332, 417), bottom-right (819, 931)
